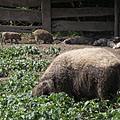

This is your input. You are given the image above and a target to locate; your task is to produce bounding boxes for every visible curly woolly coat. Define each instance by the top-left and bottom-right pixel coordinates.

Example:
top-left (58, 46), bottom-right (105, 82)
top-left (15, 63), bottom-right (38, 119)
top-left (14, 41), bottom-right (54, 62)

top-left (33, 48), bottom-right (120, 101)
top-left (33, 29), bottom-right (53, 44)
top-left (2, 32), bottom-right (21, 44)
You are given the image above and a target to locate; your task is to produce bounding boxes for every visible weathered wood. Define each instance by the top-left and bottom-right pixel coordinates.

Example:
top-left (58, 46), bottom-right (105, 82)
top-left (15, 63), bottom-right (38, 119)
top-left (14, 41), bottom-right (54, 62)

top-left (0, 0), bottom-right (41, 7)
top-left (41, 0), bottom-right (51, 32)
top-left (0, 0), bottom-right (115, 34)
top-left (52, 7), bottom-right (114, 18)
top-left (0, 25), bottom-right (42, 33)
top-left (52, 0), bottom-right (82, 3)
top-left (0, 0), bottom-right (80, 7)
top-left (52, 21), bottom-right (114, 31)
top-left (114, 0), bottom-right (119, 37)
top-left (0, 8), bottom-right (42, 22)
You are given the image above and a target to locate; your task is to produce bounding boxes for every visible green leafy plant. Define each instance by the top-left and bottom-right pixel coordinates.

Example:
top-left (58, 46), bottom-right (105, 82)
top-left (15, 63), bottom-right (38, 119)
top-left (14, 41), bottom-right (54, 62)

top-left (0, 45), bottom-right (51, 77)
top-left (42, 46), bottom-right (61, 57)
top-left (53, 31), bottom-right (82, 39)
top-left (0, 45), bottom-right (120, 120)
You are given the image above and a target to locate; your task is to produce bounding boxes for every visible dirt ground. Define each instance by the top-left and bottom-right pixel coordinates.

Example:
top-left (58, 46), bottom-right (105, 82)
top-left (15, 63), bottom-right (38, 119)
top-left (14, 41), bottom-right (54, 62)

top-left (2, 42), bottom-right (120, 60)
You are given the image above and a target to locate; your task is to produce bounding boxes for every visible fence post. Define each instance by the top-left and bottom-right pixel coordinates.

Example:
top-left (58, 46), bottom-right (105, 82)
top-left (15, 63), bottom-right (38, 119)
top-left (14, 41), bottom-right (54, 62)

top-left (41, 0), bottom-right (51, 33)
top-left (114, 0), bottom-right (119, 37)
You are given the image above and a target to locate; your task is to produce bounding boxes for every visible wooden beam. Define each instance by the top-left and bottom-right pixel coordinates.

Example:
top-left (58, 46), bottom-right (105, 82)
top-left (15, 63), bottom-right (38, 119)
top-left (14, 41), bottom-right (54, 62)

top-left (0, 25), bottom-right (42, 33)
top-left (41, 0), bottom-right (51, 32)
top-left (52, 0), bottom-right (82, 3)
top-left (0, 8), bottom-right (42, 22)
top-left (114, 0), bottom-right (119, 37)
top-left (52, 7), bottom-right (114, 18)
top-left (0, 0), bottom-right (41, 7)
top-left (52, 21), bottom-right (114, 32)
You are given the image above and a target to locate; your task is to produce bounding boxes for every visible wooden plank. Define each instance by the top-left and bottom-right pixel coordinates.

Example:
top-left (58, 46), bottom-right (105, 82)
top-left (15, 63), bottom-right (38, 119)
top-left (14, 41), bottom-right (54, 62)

top-left (0, 25), bottom-right (42, 33)
top-left (52, 0), bottom-right (82, 3)
top-left (52, 21), bottom-right (114, 31)
top-left (41, 0), bottom-right (51, 32)
top-left (52, 7), bottom-right (114, 18)
top-left (0, 8), bottom-right (42, 22)
top-left (0, 0), bottom-right (41, 7)
top-left (0, 22), bottom-right (114, 33)
top-left (114, 0), bottom-right (119, 37)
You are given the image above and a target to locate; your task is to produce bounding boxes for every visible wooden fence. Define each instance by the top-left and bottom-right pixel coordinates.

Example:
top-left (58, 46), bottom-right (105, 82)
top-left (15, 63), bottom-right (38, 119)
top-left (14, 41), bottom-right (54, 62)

top-left (0, 0), bottom-right (115, 33)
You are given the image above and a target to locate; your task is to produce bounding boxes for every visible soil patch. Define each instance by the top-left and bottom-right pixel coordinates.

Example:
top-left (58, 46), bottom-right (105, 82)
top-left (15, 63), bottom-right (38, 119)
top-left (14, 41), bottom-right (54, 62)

top-left (2, 43), bottom-right (120, 59)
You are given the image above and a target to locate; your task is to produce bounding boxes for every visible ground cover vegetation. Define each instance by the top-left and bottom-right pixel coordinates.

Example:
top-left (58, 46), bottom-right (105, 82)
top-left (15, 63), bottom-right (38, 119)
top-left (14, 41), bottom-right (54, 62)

top-left (0, 45), bottom-right (120, 120)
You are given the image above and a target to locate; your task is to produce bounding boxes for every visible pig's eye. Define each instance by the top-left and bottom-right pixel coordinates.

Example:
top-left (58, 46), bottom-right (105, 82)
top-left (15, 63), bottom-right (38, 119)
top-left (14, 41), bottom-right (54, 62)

top-left (43, 82), bottom-right (47, 86)
top-left (38, 86), bottom-right (41, 90)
